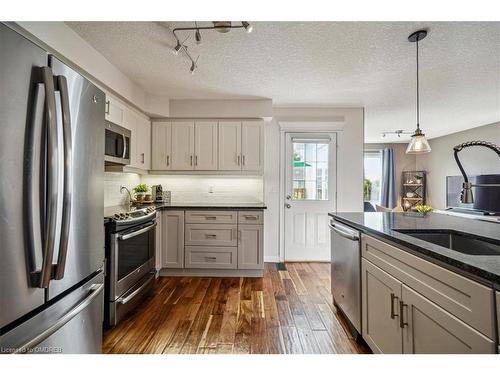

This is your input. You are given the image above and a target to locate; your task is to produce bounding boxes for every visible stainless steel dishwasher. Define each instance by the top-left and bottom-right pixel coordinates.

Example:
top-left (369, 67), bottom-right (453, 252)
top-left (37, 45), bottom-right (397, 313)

top-left (329, 218), bottom-right (361, 336)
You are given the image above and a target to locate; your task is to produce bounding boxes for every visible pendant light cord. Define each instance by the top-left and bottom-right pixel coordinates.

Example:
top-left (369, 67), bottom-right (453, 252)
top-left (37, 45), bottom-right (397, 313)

top-left (416, 38), bottom-right (420, 130)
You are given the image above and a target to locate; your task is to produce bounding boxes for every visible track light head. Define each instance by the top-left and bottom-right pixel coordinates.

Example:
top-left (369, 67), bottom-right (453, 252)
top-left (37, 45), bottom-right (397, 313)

top-left (242, 21), bottom-right (253, 33)
top-left (173, 40), bottom-right (182, 55)
top-left (195, 29), bottom-right (202, 45)
top-left (190, 61), bottom-right (197, 74)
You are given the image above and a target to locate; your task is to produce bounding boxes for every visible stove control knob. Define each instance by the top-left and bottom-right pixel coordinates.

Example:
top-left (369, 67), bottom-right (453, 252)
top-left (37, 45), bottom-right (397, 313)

top-left (114, 214), bottom-right (120, 219)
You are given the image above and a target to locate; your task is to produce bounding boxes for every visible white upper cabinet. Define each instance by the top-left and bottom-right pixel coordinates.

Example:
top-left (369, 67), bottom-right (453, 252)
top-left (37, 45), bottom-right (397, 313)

top-left (104, 94), bottom-right (124, 126)
top-left (150, 119), bottom-right (264, 173)
top-left (171, 121), bottom-right (195, 170)
top-left (218, 121), bottom-right (242, 170)
top-left (241, 121), bottom-right (264, 171)
top-left (135, 114), bottom-right (151, 170)
top-left (151, 122), bottom-right (172, 170)
top-left (194, 121), bottom-right (218, 170)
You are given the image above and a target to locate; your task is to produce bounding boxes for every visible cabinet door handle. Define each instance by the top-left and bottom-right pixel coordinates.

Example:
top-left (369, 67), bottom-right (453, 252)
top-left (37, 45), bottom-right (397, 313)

top-left (205, 234), bottom-right (217, 239)
top-left (390, 293), bottom-right (399, 319)
top-left (105, 100), bottom-right (110, 115)
top-left (244, 215), bottom-right (258, 220)
top-left (205, 216), bottom-right (217, 220)
top-left (166, 155), bottom-right (170, 166)
top-left (237, 155), bottom-right (240, 165)
top-left (141, 153), bottom-right (145, 164)
top-left (399, 300), bottom-right (408, 328)
top-left (190, 155), bottom-right (193, 166)
top-left (195, 155), bottom-right (198, 166)
top-left (242, 155), bottom-right (246, 166)
top-left (205, 256), bottom-right (217, 262)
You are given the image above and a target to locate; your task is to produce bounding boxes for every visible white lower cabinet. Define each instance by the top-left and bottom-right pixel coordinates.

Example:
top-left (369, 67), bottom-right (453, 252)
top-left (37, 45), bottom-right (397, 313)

top-left (161, 211), bottom-right (185, 269)
top-left (238, 224), bottom-right (263, 270)
top-left (361, 259), bottom-right (402, 354)
top-left (158, 209), bottom-right (264, 273)
top-left (401, 284), bottom-right (495, 354)
top-left (361, 234), bottom-right (496, 354)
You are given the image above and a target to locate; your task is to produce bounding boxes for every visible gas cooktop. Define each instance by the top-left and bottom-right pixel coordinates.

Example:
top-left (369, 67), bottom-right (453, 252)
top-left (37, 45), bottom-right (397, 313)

top-left (104, 205), bottom-right (156, 223)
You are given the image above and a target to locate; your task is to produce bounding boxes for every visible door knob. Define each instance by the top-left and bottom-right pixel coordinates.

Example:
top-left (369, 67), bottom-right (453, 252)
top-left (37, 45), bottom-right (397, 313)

top-left (285, 203), bottom-right (291, 209)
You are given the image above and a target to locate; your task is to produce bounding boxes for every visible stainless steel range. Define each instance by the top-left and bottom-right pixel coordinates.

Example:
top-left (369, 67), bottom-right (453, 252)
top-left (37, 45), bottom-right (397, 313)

top-left (104, 206), bottom-right (157, 327)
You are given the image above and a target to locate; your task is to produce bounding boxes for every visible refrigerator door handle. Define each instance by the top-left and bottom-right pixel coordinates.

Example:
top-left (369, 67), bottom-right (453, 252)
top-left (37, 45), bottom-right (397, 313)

top-left (29, 66), bottom-right (59, 289)
top-left (11, 283), bottom-right (104, 354)
top-left (53, 75), bottom-right (73, 280)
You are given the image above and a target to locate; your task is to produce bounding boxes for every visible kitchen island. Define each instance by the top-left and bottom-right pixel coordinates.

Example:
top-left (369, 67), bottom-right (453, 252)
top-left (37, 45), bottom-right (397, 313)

top-left (329, 211), bottom-right (500, 354)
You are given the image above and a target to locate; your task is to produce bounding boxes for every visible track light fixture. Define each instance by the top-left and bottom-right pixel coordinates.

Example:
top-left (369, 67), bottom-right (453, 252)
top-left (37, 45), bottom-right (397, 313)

top-left (171, 21), bottom-right (253, 73)
top-left (381, 130), bottom-right (414, 138)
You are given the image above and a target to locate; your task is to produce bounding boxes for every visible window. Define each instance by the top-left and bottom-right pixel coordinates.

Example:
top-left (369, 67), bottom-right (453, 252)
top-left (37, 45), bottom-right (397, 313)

top-left (364, 151), bottom-right (382, 206)
top-left (292, 141), bottom-right (329, 200)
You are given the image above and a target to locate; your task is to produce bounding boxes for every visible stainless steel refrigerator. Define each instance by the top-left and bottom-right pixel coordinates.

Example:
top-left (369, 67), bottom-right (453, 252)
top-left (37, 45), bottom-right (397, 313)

top-left (0, 23), bottom-right (105, 354)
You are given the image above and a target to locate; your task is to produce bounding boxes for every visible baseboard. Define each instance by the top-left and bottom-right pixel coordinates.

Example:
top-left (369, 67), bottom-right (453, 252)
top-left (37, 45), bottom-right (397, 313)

top-left (159, 268), bottom-right (263, 278)
top-left (264, 256), bottom-right (280, 263)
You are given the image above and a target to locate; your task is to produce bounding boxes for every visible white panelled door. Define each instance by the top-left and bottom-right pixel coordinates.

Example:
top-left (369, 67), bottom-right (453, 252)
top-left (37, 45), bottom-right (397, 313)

top-left (284, 133), bottom-right (336, 261)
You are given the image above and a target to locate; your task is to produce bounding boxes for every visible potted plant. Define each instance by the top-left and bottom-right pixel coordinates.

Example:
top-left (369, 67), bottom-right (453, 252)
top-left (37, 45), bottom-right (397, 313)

top-left (133, 183), bottom-right (149, 201)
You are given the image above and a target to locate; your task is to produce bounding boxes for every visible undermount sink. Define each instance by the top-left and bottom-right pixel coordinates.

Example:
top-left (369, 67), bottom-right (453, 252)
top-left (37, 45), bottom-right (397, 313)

top-left (394, 229), bottom-right (500, 256)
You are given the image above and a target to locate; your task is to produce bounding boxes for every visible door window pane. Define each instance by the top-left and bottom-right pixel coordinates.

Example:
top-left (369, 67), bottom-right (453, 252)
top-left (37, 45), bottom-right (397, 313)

top-left (292, 142), bottom-right (329, 200)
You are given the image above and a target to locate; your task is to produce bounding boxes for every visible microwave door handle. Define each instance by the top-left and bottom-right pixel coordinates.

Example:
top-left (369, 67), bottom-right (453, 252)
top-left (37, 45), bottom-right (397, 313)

top-left (53, 75), bottom-right (72, 280)
top-left (118, 222), bottom-right (157, 241)
top-left (122, 134), bottom-right (127, 158)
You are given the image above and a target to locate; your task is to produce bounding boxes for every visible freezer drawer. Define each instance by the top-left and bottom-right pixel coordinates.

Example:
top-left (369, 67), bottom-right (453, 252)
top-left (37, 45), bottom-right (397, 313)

top-left (0, 272), bottom-right (104, 354)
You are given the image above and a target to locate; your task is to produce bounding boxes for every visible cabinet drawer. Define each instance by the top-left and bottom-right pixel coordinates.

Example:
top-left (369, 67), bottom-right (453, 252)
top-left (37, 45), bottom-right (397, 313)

top-left (185, 210), bottom-right (237, 224)
top-left (185, 246), bottom-right (237, 269)
top-left (361, 234), bottom-right (495, 339)
top-left (238, 211), bottom-right (263, 224)
top-left (185, 224), bottom-right (237, 246)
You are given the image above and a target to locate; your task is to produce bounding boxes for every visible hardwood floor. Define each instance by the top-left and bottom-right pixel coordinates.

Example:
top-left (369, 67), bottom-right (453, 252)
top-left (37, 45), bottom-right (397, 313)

top-left (103, 263), bottom-right (370, 354)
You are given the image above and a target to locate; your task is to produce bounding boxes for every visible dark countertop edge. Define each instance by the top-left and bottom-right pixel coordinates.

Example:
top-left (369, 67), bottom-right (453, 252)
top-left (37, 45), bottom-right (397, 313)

top-left (154, 204), bottom-right (267, 210)
top-left (329, 213), bottom-right (500, 288)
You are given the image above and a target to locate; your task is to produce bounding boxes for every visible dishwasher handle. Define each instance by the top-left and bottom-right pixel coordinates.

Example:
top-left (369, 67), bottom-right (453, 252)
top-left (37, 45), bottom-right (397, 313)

top-left (329, 221), bottom-right (360, 241)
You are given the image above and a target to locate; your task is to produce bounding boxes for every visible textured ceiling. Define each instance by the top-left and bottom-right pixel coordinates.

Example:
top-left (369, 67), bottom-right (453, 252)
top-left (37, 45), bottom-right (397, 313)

top-left (67, 21), bottom-right (500, 142)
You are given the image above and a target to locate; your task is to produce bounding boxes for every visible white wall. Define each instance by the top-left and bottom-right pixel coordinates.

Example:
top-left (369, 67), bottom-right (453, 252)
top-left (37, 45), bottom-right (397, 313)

top-left (416, 122), bottom-right (500, 209)
top-left (168, 99), bottom-right (273, 119)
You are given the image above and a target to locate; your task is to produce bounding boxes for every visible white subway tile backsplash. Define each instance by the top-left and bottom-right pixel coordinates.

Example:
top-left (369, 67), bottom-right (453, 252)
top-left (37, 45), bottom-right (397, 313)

top-left (104, 173), bottom-right (264, 207)
top-left (104, 172), bottom-right (141, 207)
top-left (141, 175), bottom-right (264, 204)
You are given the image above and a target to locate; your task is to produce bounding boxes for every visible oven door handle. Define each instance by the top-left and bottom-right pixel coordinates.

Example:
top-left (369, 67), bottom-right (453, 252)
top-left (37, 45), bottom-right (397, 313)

top-left (118, 222), bottom-right (157, 241)
top-left (117, 272), bottom-right (155, 305)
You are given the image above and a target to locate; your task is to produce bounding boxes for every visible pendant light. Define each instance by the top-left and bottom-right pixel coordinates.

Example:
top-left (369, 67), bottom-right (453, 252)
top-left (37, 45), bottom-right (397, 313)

top-left (406, 29), bottom-right (432, 154)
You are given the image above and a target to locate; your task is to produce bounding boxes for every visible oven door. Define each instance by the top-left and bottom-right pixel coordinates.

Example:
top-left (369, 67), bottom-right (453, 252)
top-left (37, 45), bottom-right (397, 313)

top-left (104, 122), bottom-right (131, 165)
top-left (110, 221), bottom-right (156, 300)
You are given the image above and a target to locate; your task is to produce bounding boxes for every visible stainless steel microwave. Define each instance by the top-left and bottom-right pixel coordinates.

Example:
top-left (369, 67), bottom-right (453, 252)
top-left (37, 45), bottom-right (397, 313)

top-left (105, 121), bottom-right (131, 165)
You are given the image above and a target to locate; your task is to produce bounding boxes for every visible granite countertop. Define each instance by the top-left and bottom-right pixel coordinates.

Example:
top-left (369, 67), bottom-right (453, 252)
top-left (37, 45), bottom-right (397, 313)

top-left (329, 212), bottom-right (500, 286)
